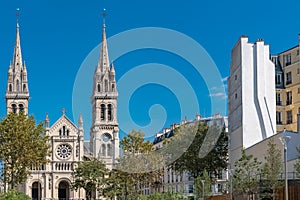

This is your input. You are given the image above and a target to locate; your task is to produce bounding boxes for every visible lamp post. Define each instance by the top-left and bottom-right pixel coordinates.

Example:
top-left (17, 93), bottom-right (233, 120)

top-left (201, 180), bottom-right (205, 200)
top-left (228, 169), bottom-right (234, 200)
top-left (279, 131), bottom-right (291, 200)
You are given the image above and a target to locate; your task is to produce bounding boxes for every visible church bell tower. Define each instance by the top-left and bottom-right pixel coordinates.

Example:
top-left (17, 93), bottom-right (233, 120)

top-left (90, 14), bottom-right (119, 169)
top-left (6, 20), bottom-right (29, 115)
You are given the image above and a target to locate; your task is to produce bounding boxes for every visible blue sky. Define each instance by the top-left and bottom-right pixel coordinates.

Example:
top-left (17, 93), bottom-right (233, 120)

top-left (0, 0), bottom-right (299, 140)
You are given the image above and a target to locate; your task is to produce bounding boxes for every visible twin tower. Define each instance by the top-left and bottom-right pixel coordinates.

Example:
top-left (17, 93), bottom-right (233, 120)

top-left (5, 19), bottom-right (120, 168)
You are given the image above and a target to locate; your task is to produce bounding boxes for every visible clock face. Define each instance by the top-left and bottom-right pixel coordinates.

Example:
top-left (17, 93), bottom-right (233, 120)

top-left (56, 144), bottom-right (72, 159)
top-left (103, 133), bottom-right (111, 142)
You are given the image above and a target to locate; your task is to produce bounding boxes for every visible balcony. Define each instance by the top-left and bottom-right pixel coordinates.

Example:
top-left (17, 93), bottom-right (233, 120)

top-left (276, 101), bottom-right (282, 106)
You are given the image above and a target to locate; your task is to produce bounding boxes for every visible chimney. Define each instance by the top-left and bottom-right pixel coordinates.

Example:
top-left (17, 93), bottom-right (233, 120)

top-left (196, 112), bottom-right (202, 121)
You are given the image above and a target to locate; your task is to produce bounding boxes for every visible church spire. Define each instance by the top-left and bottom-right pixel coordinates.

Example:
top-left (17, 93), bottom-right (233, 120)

top-left (13, 17), bottom-right (23, 69)
top-left (90, 10), bottom-right (119, 169)
top-left (5, 10), bottom-right (30, 115)
top-left (97, 8), bottom-right (110, 73)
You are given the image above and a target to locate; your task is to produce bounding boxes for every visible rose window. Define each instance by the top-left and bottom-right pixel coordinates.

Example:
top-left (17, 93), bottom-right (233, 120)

top-left (56, 144), bottom-right (72, 159)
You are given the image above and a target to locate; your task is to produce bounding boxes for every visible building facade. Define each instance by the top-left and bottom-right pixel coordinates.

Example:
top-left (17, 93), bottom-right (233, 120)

top-left (4, 17), bottom-right (119, 199)
top-left (273, 35), bottom-right (300, 133)
top-left (18, 112), bottom-right (85, 200)
top-left (152, 114), bottom-right (228, 198)
top-left (228, 36), bottom-right (276, 168)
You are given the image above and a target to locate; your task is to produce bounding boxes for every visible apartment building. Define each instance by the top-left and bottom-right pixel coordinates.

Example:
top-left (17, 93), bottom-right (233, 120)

top-left (274, 35), bottom-right (300, 132)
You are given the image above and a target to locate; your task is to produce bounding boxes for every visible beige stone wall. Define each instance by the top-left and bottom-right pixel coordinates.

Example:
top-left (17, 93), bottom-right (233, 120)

top-left (276, 46), bottom-right (300, 133)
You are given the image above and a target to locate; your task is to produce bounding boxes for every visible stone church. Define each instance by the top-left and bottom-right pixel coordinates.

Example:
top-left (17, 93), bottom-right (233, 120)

top-left (5, 18), bottom-right (120, 199)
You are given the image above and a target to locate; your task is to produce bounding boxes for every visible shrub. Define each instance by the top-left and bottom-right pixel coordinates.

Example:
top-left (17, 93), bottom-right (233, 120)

top-left (0, 189), bottom-right (31, 200)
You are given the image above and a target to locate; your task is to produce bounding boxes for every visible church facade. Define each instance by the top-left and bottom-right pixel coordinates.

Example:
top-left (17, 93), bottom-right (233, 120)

top-left (5, 18), bottom-right (119, 199)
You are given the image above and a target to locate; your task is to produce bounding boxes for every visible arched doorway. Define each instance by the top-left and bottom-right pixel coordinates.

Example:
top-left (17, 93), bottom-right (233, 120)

top-left (58, 181), bottom-right (70, 200)
top-left (31, 182), bottom-right (42, 200)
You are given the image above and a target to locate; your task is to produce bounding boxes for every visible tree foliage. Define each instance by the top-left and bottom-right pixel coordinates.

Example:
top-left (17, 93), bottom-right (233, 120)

top-left (110, 129), bottom-right (164, 198)
top-left (294, 146), bottom-right (300, 176)
top-left (260, 138), bottom-right (282, 199)
top-left (170, 122), bottom-right (228, 178)
top-left (71, 157), bottom-right (108, 199)
top-left (0, 112), bottom-right (50, 188)
top-left (120, 129), bottom-right (153, 155)
top-left (195, 169), bottom-right (212, 199)
top-left (138, 191), bottom-right (187, 200)
top-left (0, 189), bottom-right (31, 200)
top-left (232, 149), bottom-right (262, 199)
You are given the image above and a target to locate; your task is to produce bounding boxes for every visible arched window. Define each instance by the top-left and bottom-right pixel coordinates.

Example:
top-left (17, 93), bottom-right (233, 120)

top-left (16, 79), bottom-right (20, 92)
top-left (23, 84), bottom-right (26, 92)
top-left (97, 84), bottom-right (101, 92)
top-left (108, 104), bottom-right (113, 121)
top-left (9, 84), bottom-right (12, 92)
top-left (19, 104), bottom-right (24, 113)
top-left (100, 104), bottom-right (105, 120)
top-left (12, 104), bottom-right (17, 114)
top-left (101, 144), bottom-right (106, 157)
top-left (112, 84), bottom-right (115, 91)
top-left (32, 182), bottom-right (42, 200)
top-left (58, 181), bottom-right (70, 200)
top-left (105, 79), bottom-right (108, 92)
top-left (107, 144), bottom-right (112, 157)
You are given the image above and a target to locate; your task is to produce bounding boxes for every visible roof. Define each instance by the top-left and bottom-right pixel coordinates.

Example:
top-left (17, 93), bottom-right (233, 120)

top-left (153, 115), bottom-right (228, 145)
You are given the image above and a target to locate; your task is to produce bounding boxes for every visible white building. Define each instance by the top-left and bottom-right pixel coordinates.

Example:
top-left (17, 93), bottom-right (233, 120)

top-left (228, 36), bottom-right (276, 168)
top-left (4, 17), bottom-right (119, 199)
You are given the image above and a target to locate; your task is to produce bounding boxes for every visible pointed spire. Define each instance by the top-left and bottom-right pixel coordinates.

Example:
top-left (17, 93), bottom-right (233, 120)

top-left (97, 8), bottom-right (110, 73)
top-left (78, 113), bottom-right (83, 129)
top-left (45, 113), bottom-right (50, 128)
top-left (110, 62), bottom-right (115, 73)
top-left (23, 60), bottom-right (27, 72)
top-left (13, 8), bottom-right (23, 69)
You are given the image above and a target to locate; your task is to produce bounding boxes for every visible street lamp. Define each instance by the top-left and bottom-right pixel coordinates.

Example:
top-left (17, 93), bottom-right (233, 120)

top-left (279, 131), bottom-right (291, 200)
top-left (201, 180), bottom-right (205, 200)
top-left (228, 169), bottom-right (234, 200)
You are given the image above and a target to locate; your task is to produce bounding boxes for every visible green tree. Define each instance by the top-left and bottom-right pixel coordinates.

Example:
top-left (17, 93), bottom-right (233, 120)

top-left (138, 191), bottom-right (187, 200)
top-left (294, 146), bottom-right (300, 176)
top-left (71, 157), bottom-right (108, 200)
top-left (195, 169), bottom-right (212, 199)
top-left (120, 129), bottom-right (153, 155)
top-left (170, 122), bottom-right (228, 179)
top-left (0, 112), bottom-right (50, 189)
top-left (232, 149), bottom-right (262, 200)
top-left (261, 138), bottom-right (282, 199)
top-left (0, 189), bottom-right (31, 200)
top-left (103, 169), bottom-right (135, 200)
top-left (117, 129), bottom-right (164, 198)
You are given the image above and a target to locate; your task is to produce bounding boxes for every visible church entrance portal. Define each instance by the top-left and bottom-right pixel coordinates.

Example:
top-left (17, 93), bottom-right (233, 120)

top-left (31, 182), bottom-right (42, 200)
top-left (58, 181), bottom-right (70, 200)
